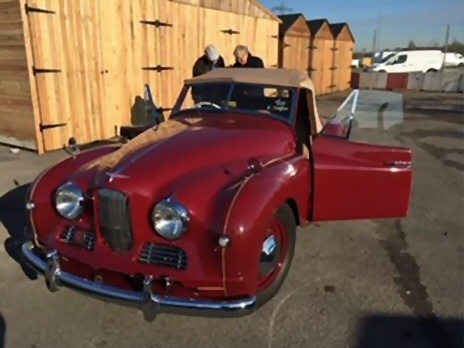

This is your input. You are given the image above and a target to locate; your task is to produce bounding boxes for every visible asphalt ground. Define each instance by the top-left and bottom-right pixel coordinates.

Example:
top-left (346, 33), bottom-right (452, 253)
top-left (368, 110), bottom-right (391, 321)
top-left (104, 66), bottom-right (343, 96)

top-left (0, 91), bottom-right (463, 348)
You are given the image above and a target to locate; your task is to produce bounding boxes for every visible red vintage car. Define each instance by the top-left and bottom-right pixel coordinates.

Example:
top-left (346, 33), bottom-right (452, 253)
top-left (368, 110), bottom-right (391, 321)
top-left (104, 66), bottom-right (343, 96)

top-left (21, 68), bottom-right (413, 321)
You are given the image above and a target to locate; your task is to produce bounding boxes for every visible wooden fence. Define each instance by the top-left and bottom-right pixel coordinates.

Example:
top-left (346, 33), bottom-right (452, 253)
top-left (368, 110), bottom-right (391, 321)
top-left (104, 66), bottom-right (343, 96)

top-left (1, 0), bottom-right (279, 153)
top-left (330, 23), bottom-right (355, 92)
top-left (278, 15), bottom-right (355, 96)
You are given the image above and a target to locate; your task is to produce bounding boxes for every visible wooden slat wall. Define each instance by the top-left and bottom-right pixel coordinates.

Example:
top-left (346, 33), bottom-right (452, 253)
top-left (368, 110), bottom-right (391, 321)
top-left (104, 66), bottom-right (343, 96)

top-left (281, 35), bottom-right (310, 70)
top-left (310, 39), bottom-right (333, 95)
top-left (0, 0), bottom-right (37, 149)
top-left (279, 16), bottom-right (311, 71)
top-left (278, 18), bottom-right (355, 96)
top-left (23, 0), bottom-right (109, 151)
top-left (333, 27), bottom-right (354, 91)
top-left (309, 22), bottom-right (334, 95)
top-left (20, 0), bottom-right (279, 152)
top-left (340, 41), bottom-right (354, 90)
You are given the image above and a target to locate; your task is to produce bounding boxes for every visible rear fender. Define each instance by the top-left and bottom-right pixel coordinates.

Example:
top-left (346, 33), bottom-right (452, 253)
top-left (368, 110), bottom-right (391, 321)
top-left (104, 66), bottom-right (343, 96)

top-left (222, 156), bottom-right (309, 296)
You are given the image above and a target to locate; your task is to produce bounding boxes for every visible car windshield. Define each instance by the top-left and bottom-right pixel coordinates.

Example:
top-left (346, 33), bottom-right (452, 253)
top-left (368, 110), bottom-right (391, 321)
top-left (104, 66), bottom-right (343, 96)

top-left (173, 82), bottom-right (295, 121)
top-left (377, 53), bottom-right (395, 64)
top-left (385, 54), bottom-right (401, 65)
top-left (320, 90), bottom-right (405, 145)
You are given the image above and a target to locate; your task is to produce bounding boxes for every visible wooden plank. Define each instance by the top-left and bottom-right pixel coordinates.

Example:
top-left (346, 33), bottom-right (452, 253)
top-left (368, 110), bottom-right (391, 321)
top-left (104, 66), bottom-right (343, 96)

top-left (99, 0), bottom-right (128, 138)
top-left (83, 0), bottom-right (101, 138)
top-left (129, 0), bottom-right (146, 126)
top-left (0, 0), bottom-right (39, 150)
top-left (90, 0), bottom-right (106, 139)
top-left (58, 0), bottom-right (80, 147)
top-left (24, 0), bottom-right (61, 150)
top-left (74, 0), bottom-right (92, 143)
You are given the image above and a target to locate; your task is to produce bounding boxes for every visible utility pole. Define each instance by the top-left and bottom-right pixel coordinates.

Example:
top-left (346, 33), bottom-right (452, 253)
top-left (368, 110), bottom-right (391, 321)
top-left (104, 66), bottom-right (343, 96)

top-left (272, 1), bottom-right (293, 15)
top-left (441, 24), bottom-right (450, 70)
top-left (377, 0), bottom-right (383, 53)
top-left (372, 29), bottom-right (377, 55)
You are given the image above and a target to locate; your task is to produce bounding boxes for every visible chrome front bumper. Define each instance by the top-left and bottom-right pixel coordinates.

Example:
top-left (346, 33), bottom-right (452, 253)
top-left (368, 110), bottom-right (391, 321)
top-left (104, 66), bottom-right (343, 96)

top-left (21, 241), bottom-right (256, 321)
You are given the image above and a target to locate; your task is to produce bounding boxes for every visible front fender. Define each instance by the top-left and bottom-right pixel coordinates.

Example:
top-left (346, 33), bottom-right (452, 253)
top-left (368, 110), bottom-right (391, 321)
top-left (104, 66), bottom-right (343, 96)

top-left (223, 156), bottom-right (309, 296)
top-left (29, 145), bottom-right (120, 244)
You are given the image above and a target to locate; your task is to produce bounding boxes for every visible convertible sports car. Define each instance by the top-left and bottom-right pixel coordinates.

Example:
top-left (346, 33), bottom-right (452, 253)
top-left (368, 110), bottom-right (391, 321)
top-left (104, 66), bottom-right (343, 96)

top-left (21, 68), bottom-right (413, 321)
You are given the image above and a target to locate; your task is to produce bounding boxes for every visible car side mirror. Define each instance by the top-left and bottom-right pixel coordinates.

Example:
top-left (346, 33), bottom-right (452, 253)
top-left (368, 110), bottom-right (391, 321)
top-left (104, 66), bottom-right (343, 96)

top-left (65, 137), bottom-right (80, 158)
top-left (324, 122), bottom-right (347, 138)
top-left (145, 84), bottom-right (165, 125)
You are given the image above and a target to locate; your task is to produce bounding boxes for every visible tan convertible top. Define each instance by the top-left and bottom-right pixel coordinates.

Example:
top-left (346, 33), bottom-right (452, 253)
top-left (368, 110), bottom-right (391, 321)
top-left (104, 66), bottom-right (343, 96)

top-left (82, 68), bottom-right (321, 171)
top-left (186, 68), bottom-right (321, 134)
top-left (185, 68), bottom-right (316, 93)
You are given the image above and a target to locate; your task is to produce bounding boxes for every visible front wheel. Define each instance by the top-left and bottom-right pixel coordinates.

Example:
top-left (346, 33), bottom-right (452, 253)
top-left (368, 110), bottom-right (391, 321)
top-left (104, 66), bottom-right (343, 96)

top-left (426, 68), bottom-right (438, 73)
top-left (256, 204), bottom-right (296, 308)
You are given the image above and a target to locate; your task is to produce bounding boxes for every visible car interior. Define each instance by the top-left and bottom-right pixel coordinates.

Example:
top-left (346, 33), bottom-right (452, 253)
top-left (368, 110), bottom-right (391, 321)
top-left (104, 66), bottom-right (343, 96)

top-left (295, 89), bottom-right (312, 159)
top-left (228, 85), bottom-right (293, 119)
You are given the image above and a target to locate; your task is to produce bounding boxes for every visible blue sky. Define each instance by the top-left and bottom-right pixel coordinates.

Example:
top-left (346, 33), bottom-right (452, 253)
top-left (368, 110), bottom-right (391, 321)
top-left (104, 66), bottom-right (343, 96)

top-left (262, 0), bottom-right (464, 51)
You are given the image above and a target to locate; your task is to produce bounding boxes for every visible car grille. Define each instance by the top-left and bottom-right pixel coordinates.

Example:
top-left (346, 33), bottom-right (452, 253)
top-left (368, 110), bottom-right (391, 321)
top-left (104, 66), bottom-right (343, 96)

top-left (59, 227), bottom-right (96, 251)
top-left (98, 189), bottom-right (134, 253)
top-left (139, 243), bottom-right (188, 270)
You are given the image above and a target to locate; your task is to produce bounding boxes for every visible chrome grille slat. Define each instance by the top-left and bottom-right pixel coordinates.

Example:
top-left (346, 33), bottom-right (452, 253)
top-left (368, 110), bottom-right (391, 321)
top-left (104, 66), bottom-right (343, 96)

top-left (98, 189), bottom-right (134, 253)
top-left (59, 228), bottom-right (96, 251)
top-left (139, 243), bottom-right (188, 270)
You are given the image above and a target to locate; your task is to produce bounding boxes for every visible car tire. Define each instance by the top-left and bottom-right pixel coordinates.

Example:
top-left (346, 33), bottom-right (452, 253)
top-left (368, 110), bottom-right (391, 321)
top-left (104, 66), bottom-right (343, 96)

top-left (379, 70), bottom-right (387, 73)
top-left (255, 203), bottom-right (296, 308)
top-left (458, 63), bottom-right (464, 68)
top-left (427, 68), bottom-right (438, 73)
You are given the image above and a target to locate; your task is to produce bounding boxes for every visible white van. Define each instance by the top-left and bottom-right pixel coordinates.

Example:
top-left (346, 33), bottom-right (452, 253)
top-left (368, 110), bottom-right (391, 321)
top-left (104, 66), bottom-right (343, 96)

top-left (370, 50), bottom-right (444, 73)
top-left (444, 52), bottom-right (464, 67)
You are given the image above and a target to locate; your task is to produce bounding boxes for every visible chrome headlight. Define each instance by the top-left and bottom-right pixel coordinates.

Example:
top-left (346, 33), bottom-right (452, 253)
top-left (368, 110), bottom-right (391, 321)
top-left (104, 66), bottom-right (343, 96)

top-left (54, 182), bottom-right (85, 219)
top-left (152, 199), bottom-right (189, 240)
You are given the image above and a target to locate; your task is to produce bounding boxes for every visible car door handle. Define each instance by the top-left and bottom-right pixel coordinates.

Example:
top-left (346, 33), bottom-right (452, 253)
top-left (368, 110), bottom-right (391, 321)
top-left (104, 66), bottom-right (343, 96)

top-left (384, 161), bottom-right (411, 169)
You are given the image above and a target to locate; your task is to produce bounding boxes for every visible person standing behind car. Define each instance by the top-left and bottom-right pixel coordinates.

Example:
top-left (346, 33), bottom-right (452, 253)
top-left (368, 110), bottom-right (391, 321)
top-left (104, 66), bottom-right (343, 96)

top-left (192, 44), bottom-right (225, 77)
top-left (192, 45), bottom-right (225, 103)
top-left (232, 45), bottom-right (265, 68)
top-left (232, 45), bottom-right (265, 97)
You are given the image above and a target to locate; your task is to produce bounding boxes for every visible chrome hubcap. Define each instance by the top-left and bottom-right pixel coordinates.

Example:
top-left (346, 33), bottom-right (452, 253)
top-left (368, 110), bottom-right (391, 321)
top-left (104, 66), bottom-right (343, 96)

top-left (260, 235), bottom-right (280, 278)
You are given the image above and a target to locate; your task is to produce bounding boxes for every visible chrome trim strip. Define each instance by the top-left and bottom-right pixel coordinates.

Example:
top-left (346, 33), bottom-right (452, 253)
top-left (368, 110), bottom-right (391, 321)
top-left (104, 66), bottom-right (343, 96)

top-left (21, 242), bottom-right (256, 320)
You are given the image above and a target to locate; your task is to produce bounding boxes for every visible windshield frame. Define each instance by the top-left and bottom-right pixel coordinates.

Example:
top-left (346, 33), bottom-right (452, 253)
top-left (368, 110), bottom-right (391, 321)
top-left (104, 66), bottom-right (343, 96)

top-left (170, 82), bottom-right (299, 126)
top-left (318, 89), bottom-right (360, 141)
top-left (378, 53), bottom-right (395, 64)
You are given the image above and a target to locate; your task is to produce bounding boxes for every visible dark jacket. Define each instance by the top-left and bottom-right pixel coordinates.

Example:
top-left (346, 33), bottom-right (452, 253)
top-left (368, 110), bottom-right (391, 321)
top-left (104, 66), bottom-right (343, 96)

top-left (192, 55), bottom-right (225, 103)
top-left (232, 53), bottom-right (265, 68)
top-left (192, 55), bottom-right (225, 77)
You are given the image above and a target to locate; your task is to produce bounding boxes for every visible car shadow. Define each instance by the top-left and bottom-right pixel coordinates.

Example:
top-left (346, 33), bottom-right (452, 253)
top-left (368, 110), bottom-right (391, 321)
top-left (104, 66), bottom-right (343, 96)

top-left (354, 314), bottom-right (463, 348)
top-left (0, 183), bottom-right (37, 280)
top-left (0, 314), bottom-right (5, 348)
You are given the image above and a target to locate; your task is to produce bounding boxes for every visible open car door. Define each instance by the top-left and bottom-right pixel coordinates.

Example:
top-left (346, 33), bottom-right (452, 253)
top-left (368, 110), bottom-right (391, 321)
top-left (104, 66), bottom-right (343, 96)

top-left (311, 90), bottom-right (413, 222)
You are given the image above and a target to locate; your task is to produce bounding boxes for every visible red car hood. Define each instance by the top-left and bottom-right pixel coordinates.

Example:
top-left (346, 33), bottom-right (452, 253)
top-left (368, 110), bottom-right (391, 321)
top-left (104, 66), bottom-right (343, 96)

top-left (73, 113), bottom-right (296, 195)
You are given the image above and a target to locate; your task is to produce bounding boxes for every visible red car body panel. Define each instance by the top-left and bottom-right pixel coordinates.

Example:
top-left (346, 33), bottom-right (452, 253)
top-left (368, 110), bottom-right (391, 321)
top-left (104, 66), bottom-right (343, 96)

top-left (312, 136), bottom-right (413, 221)
top-left (30, 113), bottom-right (311, 298)
top-left (222, 156), bottom-right (309, 295)
top-left (28, 107), bottom-right (413, 301)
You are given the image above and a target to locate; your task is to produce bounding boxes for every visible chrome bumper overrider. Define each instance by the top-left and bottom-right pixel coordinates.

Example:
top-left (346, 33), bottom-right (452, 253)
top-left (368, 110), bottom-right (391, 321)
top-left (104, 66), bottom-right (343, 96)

top-left (21, 241), bottom-right (256, 321)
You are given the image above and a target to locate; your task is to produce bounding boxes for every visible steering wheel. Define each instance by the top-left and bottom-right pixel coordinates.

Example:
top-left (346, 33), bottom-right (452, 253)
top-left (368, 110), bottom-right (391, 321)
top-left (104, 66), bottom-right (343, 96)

top-left (194, 101), bottom-right (221, 109)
